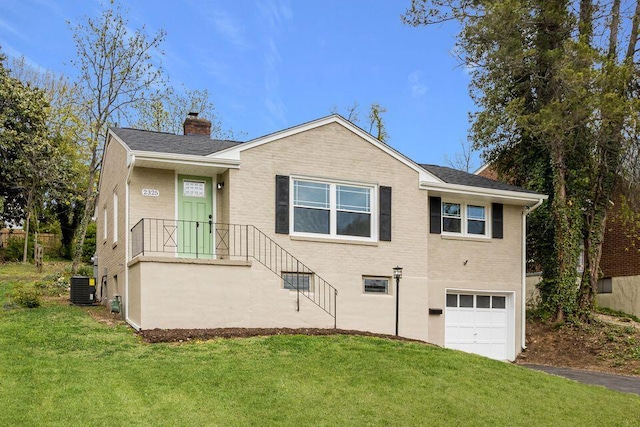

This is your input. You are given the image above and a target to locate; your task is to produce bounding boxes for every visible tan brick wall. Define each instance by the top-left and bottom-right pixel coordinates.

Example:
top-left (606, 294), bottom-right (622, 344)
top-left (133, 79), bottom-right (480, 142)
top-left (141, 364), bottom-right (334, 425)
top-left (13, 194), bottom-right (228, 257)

top-left (129, 168), bottom-right (176, 226)
top-left (224, 122), bottom-right (525, 349)
top-left (96, 135), bottom-right (129, 306)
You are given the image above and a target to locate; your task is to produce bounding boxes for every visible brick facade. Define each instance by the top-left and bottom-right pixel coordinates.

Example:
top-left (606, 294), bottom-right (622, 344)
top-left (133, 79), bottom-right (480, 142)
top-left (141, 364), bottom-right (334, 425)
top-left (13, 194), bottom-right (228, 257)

top-left (600, 194), bottom-right (640, 278)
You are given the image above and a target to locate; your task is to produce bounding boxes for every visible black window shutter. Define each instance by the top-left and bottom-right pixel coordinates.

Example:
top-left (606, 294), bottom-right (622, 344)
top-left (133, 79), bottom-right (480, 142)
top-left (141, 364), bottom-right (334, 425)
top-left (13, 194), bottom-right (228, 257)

top-left (492, 203), bottom-right (503, 239)
top-left (275, 175), bottom-right (289, 234)
top-left (379, 186), bottom-right (392, 241)
top-left (429, 196), bottom-right (442, 234)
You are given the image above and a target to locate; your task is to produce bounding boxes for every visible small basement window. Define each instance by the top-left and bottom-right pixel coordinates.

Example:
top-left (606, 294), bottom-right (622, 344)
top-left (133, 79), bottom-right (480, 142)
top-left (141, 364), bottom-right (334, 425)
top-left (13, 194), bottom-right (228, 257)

top-left (363, 277), bottom-right (390, 294)
top-left (597, 278), bottom-right (612, 294)
top-left (282, 272), bottom-right (312, 292)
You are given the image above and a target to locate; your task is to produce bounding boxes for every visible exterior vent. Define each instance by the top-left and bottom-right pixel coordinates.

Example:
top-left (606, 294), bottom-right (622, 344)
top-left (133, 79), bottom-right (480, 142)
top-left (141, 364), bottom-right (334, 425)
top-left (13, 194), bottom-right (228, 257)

top-left (70, 276), bottom-right (96, 305)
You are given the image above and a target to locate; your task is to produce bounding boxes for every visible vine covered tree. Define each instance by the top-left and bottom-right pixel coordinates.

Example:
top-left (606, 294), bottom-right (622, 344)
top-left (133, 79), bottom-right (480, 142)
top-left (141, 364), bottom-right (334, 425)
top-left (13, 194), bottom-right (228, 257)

top-left (404, 0), bottom-right (640, 322)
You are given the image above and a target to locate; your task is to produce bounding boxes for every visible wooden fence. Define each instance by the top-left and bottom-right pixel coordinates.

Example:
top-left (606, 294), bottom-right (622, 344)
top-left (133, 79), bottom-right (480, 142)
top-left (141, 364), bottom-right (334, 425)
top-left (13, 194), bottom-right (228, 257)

top-left (0, 229), bottom-right (61, 252)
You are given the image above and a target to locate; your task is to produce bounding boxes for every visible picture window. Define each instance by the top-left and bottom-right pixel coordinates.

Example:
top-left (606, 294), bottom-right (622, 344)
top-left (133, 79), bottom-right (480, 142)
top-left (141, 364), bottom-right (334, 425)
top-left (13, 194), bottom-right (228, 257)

top-left (292, 178), bottom-right (375, 240)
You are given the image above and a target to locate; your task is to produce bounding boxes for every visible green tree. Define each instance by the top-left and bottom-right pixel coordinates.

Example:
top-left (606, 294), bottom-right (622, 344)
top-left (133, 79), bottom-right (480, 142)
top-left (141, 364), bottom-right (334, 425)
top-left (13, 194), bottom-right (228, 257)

top-left (69, 3), bottom-right (166, 272)
top-left (404, 0), bottom-right (640, 321)
top-left (0, 52), bottom-right (64, 262)
top-left (8, 56), bottom-right (89, 259)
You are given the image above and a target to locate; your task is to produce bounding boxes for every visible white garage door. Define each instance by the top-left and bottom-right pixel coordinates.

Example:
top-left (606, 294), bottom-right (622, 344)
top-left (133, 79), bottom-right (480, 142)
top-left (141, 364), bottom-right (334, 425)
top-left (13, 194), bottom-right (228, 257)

top-left (445, 292), bottom-right (512, 360)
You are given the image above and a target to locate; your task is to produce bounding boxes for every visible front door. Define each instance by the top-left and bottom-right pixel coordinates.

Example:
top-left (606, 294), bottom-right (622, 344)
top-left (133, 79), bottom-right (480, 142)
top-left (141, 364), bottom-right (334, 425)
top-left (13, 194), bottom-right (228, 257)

top-left (178, 175), bottom-right (213, 258)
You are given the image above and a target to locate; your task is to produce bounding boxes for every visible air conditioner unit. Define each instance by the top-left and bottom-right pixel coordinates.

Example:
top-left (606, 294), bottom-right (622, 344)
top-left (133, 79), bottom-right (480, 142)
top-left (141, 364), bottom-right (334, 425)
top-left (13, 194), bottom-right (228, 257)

top-left (70, 276), bottom-right (96, 305)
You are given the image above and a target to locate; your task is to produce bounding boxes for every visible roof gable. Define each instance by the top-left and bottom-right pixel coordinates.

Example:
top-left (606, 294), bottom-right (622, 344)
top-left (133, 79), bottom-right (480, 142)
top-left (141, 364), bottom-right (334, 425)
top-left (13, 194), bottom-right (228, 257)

top-left (210, 114), bottom-right (442, 183)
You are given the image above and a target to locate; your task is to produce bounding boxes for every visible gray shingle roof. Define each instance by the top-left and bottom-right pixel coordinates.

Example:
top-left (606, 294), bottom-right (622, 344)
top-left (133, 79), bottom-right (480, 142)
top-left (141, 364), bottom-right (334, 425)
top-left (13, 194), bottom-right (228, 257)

top-left (420, 164), bottom-right (541, 194)
top-left (111, 127), bottom-right (242, 156)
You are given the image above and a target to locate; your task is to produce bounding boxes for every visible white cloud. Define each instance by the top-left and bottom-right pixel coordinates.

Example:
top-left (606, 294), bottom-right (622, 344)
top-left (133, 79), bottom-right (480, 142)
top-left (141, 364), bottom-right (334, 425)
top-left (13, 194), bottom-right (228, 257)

top-left (207, 10), bottom-right (250, 49)
top-left (408, 70), bottom-right (427, 98)
top-left (0, 17), bottom-right (27, 41)
top-left (257, 0), bottom-right (292, 127)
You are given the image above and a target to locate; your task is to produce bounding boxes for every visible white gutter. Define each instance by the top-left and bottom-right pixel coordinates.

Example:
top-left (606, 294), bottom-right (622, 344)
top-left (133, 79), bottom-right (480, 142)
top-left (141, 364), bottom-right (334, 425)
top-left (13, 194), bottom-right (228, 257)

top-left (124, 154), bottom-right (138, 330)
top-left (421, 180), bottom-right (546, 204)
top-left (132, 150), bottom-right (241, 168)
top-left (521, 197), bottom-right (545, 349)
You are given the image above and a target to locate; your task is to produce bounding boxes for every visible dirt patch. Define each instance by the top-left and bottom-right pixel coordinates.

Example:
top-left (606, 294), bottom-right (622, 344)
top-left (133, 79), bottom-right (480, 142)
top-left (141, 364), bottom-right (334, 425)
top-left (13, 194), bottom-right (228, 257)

top-left (516, 317), bottom-right (640, 376)
top-left (140, 327), bottom-right (426, 344)
top-left (82, 304), bottom-right (125, 327)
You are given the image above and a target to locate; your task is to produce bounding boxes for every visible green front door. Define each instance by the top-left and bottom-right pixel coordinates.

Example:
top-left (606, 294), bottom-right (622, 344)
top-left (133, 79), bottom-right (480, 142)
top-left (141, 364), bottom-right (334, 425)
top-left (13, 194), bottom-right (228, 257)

top-left (178, 175), bottom-right (213, 258)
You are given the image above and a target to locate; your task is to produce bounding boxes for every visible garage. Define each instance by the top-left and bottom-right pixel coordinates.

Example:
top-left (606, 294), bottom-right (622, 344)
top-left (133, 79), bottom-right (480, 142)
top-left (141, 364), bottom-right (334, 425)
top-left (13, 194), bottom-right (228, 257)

top-left (445, 291), bottom-right (514, 361)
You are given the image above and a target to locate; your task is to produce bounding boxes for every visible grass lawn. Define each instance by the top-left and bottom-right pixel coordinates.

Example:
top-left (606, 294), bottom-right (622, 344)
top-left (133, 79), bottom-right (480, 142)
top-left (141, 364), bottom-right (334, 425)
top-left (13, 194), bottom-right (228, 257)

top-left (1, 263), bottom-right (639, 426)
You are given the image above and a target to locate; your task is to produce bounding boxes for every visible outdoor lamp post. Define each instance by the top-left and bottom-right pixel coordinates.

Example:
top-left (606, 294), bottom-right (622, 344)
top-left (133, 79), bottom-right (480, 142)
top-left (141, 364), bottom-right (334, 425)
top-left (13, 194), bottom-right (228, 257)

top-left (393, 266), bottom-right (403, 336)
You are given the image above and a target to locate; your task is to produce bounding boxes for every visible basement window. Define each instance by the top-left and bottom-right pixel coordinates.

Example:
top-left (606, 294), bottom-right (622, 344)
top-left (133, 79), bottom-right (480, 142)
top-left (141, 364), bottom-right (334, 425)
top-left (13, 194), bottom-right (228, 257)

top-left (597, 278), bottom-right (612, 294)
top-left (363, 277), bottom-right (390, 294)
top-left (282, 272), bottom-right (312, 292)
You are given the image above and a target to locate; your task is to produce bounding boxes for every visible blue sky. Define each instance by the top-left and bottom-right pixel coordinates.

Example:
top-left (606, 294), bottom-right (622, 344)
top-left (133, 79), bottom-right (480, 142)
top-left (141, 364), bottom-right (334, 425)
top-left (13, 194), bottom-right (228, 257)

top-left (0, 0), bottom-right (478, 167)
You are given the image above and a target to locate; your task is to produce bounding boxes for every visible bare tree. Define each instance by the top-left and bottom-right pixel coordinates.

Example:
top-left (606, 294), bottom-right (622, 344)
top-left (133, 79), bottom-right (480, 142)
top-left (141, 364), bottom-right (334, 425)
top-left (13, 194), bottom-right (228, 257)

top-left (70, 4), bottom-right (166, 272)
top-left (444, 139), bottom-right (477, 172)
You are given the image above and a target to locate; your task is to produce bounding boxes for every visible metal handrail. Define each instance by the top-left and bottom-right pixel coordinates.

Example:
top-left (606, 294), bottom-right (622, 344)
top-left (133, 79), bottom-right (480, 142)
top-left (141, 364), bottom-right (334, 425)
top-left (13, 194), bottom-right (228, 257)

top-left (130, 218), bottom-right (338, 326)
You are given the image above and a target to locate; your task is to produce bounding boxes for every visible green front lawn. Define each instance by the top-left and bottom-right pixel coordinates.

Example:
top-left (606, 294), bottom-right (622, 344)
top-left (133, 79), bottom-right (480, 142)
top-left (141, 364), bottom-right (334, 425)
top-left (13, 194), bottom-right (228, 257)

top-left (0, 264), bottom-right (638, 426)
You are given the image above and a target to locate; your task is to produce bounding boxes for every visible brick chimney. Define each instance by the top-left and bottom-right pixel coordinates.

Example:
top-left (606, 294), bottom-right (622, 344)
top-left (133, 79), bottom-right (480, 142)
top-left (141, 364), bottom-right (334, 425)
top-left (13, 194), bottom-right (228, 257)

top-left (183, 112), bottom-right (211, 136)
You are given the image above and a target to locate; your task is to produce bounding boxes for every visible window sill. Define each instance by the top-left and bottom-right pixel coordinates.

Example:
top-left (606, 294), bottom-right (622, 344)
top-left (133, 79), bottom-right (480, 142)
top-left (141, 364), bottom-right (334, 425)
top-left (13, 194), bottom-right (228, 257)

top-left (290, 235), bottom-right (378, 246)
top-left (440, 234), bottom-right (492, 243)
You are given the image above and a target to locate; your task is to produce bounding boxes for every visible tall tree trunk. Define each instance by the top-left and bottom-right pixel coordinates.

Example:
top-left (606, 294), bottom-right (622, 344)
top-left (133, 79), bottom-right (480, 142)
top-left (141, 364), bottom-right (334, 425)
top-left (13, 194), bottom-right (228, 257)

top-left (72, 146), bottom-right (98, 273)
top-left (577, 0), bottom-right (640, 318)
top-left (22, 210), bottom-right (30, 263)
top-left (21, 186), bottom-right (35, 263)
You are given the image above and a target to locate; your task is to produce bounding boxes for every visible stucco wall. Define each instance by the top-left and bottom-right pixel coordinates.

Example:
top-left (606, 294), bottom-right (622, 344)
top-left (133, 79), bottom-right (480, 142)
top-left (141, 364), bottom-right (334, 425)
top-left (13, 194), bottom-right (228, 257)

top-left (128, 261), bottom-right (141, 327)
top-left (134, 257), bottom-right (334, 330)
top-left (596, 275), bottom-right (640, 317)
top-left (96, 136), bottom-right (128, 308)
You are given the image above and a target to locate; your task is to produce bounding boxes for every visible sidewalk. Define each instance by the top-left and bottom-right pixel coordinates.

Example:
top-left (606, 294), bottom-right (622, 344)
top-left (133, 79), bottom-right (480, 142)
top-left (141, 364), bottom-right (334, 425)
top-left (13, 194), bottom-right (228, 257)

top-left (523, 364), bottom-right (640, 395)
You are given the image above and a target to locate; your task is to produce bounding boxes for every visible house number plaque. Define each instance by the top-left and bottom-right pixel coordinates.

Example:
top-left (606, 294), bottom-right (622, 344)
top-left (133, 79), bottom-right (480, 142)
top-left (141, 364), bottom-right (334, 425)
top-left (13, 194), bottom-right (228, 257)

top-left (142, 189), bottom-right (160, 197)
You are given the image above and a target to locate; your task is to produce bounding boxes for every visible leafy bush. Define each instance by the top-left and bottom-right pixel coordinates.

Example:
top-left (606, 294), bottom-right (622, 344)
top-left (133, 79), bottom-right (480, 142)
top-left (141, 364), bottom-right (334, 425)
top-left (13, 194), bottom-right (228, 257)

top-left (77, 264), bottom-right (94, 277)
top-left (12, 285), bottom-right (42, 308)
top-left (81, 222), bottom-right (97, 263)
top-left (34, 274), bottom-right (69, 297)
top-left (1, 237), bottom-right (33, 262)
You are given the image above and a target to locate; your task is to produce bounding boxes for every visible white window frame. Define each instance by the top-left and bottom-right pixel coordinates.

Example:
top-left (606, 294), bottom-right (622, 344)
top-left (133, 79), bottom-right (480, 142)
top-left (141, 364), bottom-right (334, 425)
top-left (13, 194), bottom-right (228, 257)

top-left (103, 206), bottom-right (108, 241)
top-left (442, 200), bottom-right (490, 238)
top-left (290, 176), bottom-right (378, 242)
top-left (113, 192), bottom-right (118, 244)
top-left (363, 276), bottom-right (391, 295)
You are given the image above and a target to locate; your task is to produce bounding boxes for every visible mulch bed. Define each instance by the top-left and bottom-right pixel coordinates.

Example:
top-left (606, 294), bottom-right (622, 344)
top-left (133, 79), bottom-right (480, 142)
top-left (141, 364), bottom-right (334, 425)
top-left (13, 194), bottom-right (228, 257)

top-left (140, 327), bottom-right (427, 344)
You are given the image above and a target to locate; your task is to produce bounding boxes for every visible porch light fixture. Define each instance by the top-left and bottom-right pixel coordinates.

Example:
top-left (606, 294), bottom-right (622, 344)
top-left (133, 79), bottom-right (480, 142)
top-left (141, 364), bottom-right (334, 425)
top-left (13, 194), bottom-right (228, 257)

top-left (217, 181), bottom-right (225, 190)
top-left (393, 266), bottom-right (403, 336)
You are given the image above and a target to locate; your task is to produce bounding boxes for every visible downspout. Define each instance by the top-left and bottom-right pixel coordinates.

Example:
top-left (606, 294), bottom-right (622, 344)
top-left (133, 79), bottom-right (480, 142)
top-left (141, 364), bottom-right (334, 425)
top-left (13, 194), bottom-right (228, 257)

top-left (125, 154), bottom-right (139, 330)
top-left (521, 198), bottom-right (544, 349)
